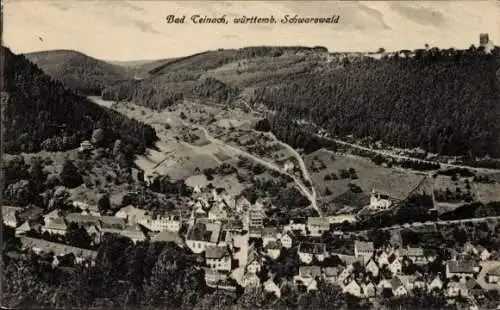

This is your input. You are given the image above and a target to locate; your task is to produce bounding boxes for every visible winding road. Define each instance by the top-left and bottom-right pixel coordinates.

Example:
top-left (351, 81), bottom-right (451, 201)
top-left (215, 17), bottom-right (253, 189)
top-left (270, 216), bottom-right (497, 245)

top-left (93, 96), bottom-right (319, 213)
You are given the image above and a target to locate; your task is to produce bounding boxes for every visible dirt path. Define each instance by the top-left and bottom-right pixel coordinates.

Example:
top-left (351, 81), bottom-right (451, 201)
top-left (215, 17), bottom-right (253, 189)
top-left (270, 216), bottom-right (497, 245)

top-left (256, 130), bottom-right (320, 216)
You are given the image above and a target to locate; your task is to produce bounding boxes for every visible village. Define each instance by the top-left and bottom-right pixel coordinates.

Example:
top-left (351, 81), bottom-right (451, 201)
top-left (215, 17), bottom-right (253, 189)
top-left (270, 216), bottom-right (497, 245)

top-left (3, 180), bottom-right (500, 307)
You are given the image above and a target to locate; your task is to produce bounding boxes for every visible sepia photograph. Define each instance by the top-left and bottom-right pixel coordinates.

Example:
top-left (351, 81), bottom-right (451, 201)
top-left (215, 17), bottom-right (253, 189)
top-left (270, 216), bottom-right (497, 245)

top-left (1, 0), bottom-right (499, 309)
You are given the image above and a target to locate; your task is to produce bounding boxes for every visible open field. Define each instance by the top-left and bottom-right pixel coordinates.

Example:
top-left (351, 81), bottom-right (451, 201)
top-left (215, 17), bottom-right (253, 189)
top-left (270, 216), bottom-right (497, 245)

top-left (305, 148), bottom-right (428, 215)
top-left (90, 98), bottom-right (288, 198)
top-left (306, 149), bottom-right (428, 199)
top-left (433, 175), bottom-right (471, 193)
top-left (475, 183), bottom-right (500, 203)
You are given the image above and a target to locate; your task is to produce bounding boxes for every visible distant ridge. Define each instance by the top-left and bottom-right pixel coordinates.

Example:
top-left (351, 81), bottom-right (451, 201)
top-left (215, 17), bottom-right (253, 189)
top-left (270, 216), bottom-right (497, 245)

top-left (24, 49), bottom-right (129, 95)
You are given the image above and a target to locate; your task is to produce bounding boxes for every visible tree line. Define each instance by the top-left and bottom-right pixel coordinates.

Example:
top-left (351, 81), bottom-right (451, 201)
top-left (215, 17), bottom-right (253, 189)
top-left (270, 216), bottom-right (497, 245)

top-left (253, 49), bottom-right (500, 158)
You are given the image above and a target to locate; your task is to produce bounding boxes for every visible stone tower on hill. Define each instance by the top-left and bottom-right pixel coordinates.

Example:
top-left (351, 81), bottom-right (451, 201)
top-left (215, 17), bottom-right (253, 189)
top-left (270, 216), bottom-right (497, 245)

top-left (479, 33), bottom-right (494, 54)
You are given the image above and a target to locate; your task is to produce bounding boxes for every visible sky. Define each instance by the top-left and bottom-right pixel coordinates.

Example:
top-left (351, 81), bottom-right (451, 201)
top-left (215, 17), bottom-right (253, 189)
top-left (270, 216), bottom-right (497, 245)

top-left (3, 0), bottom-right (499, 61)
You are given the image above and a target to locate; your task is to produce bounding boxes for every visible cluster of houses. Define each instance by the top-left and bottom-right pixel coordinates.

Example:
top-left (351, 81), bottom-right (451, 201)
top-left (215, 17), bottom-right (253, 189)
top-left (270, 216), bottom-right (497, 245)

top-left (3, 201), bottom-right (183, 266)
top-left (179, 189), bottom-right (500, 303)
top-left (3, 184), bottom-right (500, 305)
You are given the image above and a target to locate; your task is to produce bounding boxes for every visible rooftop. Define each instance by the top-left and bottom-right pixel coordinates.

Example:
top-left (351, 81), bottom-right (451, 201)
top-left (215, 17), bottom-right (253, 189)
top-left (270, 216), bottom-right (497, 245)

top-left (206, 245), bottom-right (230, 259)
top-left (391, 277), bottom-right (405, 289)
top-left (2, 206), bottom-right (21, 222)
top-left (401, 247), bottom-right (424, 257)
top-left (20, 236), bottom-right (97, 259)
top-left (100, 216), bottom-right (126, 228)
top-left (43, 218), bottom-right (68, 230)
top-left (187, 220), bottom-right (221, 243)
top-left (307, 217), bottom-right (329, 226)
top-left (299, 242), bottom-right (326, 254)
top-left (262, 227), bottom-right (279, 237)
top-left (116, 205), bottom-right (147, 218)
top-left (151, 231), bottom-right (185, 247)
top-left (447, 260), bottom-right (476, 274)
top-left (65, 213), bottom-right (100, 225)
top-left (265, 240), bottom-right (282, 250)
top-left (486, 264), bottom-right (500, 276)
top-left (354, 241), bottom-right (374, 252)
top-left (299, 266), bottom-right (322, 278)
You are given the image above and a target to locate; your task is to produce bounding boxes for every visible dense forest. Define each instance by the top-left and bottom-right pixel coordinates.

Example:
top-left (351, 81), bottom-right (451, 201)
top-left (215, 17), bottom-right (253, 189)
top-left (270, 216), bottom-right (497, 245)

top-left (27, 45), bottom-right (500, 158)
top-left (2, 47), bottom-right (157, 155)
top-left (102, 45), bottom-right (500, 158)
top-left (4, 231), bottom-right (444, 310)
top-left (24, 50), bottom-right (129, 95)
top-left (256, 48), bottom-right (500, 158)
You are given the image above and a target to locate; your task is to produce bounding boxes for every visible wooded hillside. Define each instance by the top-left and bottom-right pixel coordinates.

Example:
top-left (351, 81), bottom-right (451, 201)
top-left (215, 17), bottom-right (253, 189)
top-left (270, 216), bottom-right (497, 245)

top-left (2, 47), bottom-right (157, 155)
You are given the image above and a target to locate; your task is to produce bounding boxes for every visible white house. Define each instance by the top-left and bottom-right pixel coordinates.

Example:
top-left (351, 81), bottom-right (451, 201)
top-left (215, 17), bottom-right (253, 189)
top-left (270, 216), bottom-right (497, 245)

top-left (428, 275), bottom-right (444, 291)
top-left (307, 217), bottom-right (330, 236)
top-left (362, 282), bottom-right (376, 298)
top-left (115, 205), bottom-right (148, 225)
top-left (323, 267), bottom-right (341, 284)
top-left (280, 232), bottom-right (293, 249)
top-left (298, 242), bottom-right (326, 264)
top-left (140, 211), bottom-right (181, 232)
top-left (43, 209), bottom-right (61, 225)
top-left (445, 260), bottom-right (478, 279)
top-left (368, 190), bottom-right (392, 210)
top-left (401, 246), bottom-right (427, 265)
top-left (186, 219), bottom-right (221, 254)
top-left (206, 245), bottom-right (232, 272)
top-left (283, 219), bottom-right (307, 235)
top-left (283, 160), bottom-right (295, 172)
top-left (263, 278), bottom-right (281, 298)
top-left (2, 206), bottom-right (21, 228)
top-left (15, 221), bottom-right (32, 236)
top-left (242, 273), bottom-right (261, 288)
top-left (391, 277), bottom-right (408, 296)
top-left (343, 279), bottom-right (362, 297)
top-left (445, 281), bottom-right (468, 298)
top-left (477, 246), bottom-right (491, 261)
top-left (294, 266), bottom-right (321, 292)
top-left (388, 255), bottom-right (402, 275)
top-left (365, 258), bottom-right (380, 277)
top-left (79, 140), bottom-right (94, 152)
top-left (265, 241), bottom-right (282, 260)
top-left (486, 265), bottom-right (500, 283)
top-left (354, 241), bottom-right (374, 261)
top-left (377, 251), bottom-right (390, 266)
top-left (41, 218), bottom-right (68, 236)
top-left (246, 247), bottom-right (263, 274)
top-left (208, 203), bottom-right (228, 221)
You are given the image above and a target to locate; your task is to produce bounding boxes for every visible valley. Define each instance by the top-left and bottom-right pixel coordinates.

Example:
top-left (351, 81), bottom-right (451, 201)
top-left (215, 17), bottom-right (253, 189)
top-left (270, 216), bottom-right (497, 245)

top-left (3, 41), bottom-right (500, 310)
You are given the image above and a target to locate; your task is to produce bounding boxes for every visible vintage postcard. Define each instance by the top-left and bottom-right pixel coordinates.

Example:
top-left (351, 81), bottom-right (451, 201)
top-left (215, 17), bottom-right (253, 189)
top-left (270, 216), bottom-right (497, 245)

top-left (1, 0), bottom-right (499, 309)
